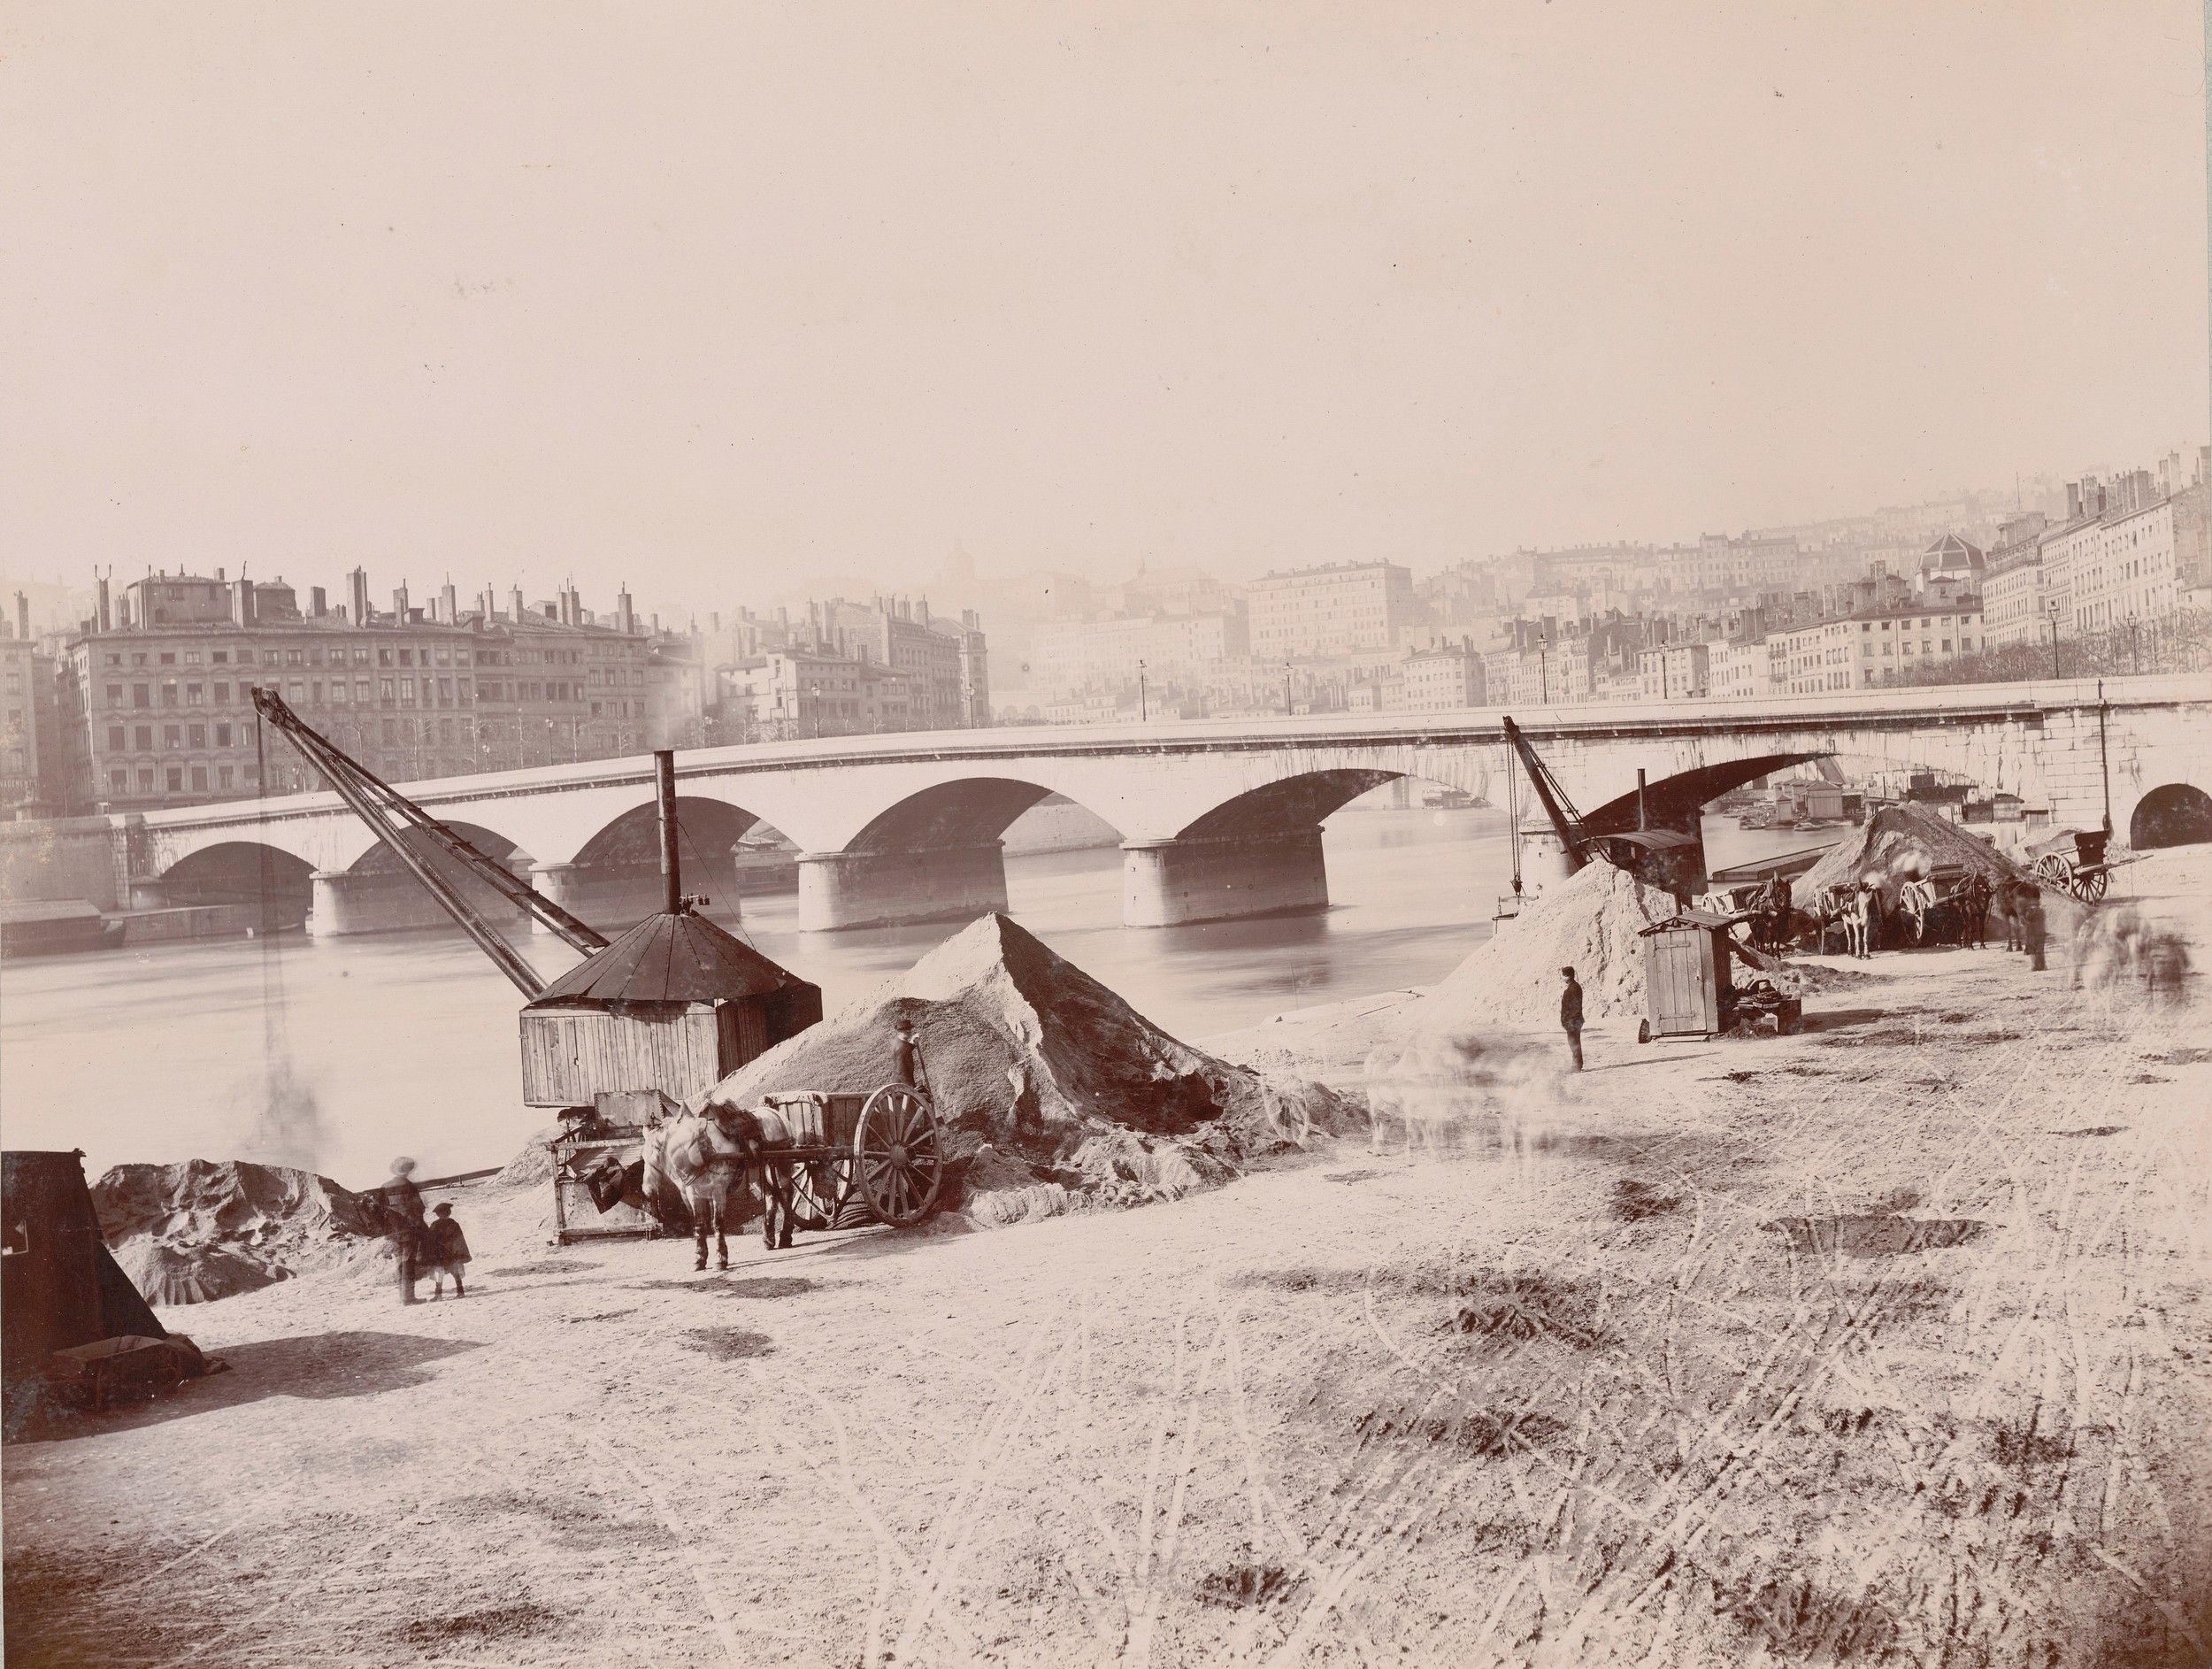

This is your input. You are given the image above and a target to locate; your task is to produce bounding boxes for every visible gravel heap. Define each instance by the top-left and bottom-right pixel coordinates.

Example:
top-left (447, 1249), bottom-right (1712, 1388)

top-left (93, 1159), bottom-right (387, 1305)
top-left (1798, 804), bottom-right (2024, 906)
top-left (700, 912), bottom-right (1358, 1224)
top-left (1404, 858), bottom-right (1680, 1034)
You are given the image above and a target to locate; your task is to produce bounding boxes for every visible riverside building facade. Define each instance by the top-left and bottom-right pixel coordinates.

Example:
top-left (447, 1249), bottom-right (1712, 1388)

top-left (57, 570), bottom-right (703, 813)
top-left (1248, 561), bottom-right (1418, 658)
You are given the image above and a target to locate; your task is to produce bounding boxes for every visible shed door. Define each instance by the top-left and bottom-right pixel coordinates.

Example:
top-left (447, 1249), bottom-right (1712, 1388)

top-left (1648, 931), bottom-right (1716, 1034)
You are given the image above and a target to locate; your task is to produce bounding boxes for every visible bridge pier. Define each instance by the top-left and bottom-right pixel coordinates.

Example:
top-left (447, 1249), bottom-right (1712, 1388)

top-left (527, 863), bottom-right (583, 934)
top-left (1120, 829), bottom-right (1330, 928)
top-left (309, 865), bottom-right (530, 937)
top-left (796, 842), bottom-right (1010, 932)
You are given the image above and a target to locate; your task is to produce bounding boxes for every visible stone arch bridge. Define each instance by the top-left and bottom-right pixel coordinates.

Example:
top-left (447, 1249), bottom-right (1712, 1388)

top-left (131, 675), bottom-right (2208, 935)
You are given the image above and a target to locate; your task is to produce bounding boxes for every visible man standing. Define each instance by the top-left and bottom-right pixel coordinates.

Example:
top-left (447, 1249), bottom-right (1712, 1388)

top-left (1559, 965), bottom-right (1585, 1071)
top-left (891, 1015), bottom-right (920, 1089)
top-left (383, 1157), bottom-right (427, 1307)
top-left (2021, 883), bottom-right (2047, 973)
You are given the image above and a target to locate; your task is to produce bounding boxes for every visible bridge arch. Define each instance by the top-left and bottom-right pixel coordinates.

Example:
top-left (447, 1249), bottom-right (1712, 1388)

top-left (847, 777), bottom-right (1123, 853)
top-left (152, 841), bottom-right (316, 927)
top-left (1174, 769), bottom-right (1400, 842)
top-left (569, 796), bottom-right (777, 869)
top-left (348, 821), bottom-right (531, 874)
top-left (795, 775), bottom-right (1125, 932)
top-left (2130, 782), bottom-right (2212, 850)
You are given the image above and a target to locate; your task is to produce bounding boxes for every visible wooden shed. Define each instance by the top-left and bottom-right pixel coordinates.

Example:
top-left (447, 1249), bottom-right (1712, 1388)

top-left (518, 910), bottom-right (821, 1108)
top-left (1636, 911), bottom-right (1734, 1040)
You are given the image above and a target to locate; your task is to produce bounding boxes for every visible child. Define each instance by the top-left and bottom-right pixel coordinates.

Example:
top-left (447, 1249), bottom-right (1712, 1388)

top-left (425, 1202), bottom-right (472, 1299)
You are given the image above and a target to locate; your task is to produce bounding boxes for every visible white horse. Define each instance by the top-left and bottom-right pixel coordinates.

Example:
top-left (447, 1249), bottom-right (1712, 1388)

top-left (651, 1107), bottom-right (759, 1269)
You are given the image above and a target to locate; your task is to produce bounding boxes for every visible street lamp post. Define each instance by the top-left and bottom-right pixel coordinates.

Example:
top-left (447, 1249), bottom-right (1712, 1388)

top-left (1538, 633), bottom-right (1549, 705)
top-left (1282, 660), bottom-right (1293, 717)
top-left (1137, 659), bottom-right (1148, 724)
top-left (2047, 601), bottom-right (2062, 680)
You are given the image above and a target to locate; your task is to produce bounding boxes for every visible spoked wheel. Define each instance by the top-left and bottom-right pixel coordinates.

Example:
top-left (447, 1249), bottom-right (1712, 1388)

top-left (855, 1086), bottom-right (943, 1228)
top-left (2034, 854), bottom-right (2072, 891)
top-left (783, 1157), bottom-right (854, 1232)
top-left (2071, 867), bottom-right (2108, 903)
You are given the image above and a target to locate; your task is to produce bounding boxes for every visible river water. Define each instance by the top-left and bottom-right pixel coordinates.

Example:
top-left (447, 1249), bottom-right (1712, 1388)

top-left (0, 810), bottom-right (1826, 1188)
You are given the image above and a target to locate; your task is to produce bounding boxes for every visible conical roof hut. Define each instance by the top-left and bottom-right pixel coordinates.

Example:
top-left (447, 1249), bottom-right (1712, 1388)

top-left (519, 909), bottom-right (822, 1108)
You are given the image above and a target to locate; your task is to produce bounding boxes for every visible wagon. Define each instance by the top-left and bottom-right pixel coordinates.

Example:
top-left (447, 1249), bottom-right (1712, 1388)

top-left (2024, 828), bottom-right (2139, 903)
top-left (752, 1084), bottom-right (947, 1231)
top-left (1894, 865), bottom-right (1992, 945)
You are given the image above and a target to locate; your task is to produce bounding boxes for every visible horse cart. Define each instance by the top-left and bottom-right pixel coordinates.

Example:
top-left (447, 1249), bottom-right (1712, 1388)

top-left (750, 1085), bottom-right (946, 1232)
top-left (2026, 827), bottom-right (2138, 902)
top-left (1894, 865), bottom-right (1993, 946)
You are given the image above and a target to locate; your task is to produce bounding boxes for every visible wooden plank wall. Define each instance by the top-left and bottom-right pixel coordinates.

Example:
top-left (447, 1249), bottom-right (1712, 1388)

top-left (520, 1008), bottom-right (727, 1107)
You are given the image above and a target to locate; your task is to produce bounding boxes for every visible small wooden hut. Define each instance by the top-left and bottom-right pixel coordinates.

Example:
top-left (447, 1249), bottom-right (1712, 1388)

top-left (518, 909), bottom-right (821, 1108)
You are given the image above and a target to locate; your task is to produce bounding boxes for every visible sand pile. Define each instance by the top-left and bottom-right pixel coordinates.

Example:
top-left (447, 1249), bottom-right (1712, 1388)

top-left (1799, 804), bottom-right (2024, 906)
top-left (93, 1159), bottom-right (387, 1305)
top-left (1406, 858), bottom-right (1679, 1034)
top-left (699, 912), bottom-right (1357, 1225)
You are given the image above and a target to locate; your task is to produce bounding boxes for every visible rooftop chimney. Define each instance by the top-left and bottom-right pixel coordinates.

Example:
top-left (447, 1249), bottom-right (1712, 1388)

top-left (96, 574), bottom-right (111, 634)
top-left (349, 567), bottom-right (372, 626)
top-left (310, 585), bottom-right (327, 618)
top-left (441, 581), bottom-right (458, 625)
top-left (617, 588), bottom-right (635, 635)
top-left (511, 586), bottom-right (526, 623)
top-left (14, 593), bottom-right (27, 642)
top-left (232, 577), bottom-right (256, 627)
top-left (392, 582), bottom-right (411, 622)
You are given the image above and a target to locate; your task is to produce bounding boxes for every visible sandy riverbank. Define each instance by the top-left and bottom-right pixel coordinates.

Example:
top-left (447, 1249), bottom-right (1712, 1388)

top-left (6, 847), bottom-right (2210, 1667)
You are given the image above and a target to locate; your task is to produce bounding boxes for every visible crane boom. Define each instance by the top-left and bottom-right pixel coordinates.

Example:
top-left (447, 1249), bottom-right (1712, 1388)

top-left (250, 688), bottom-right (609, 996)
top-left (1501, 715), bottom-right (1589, 874)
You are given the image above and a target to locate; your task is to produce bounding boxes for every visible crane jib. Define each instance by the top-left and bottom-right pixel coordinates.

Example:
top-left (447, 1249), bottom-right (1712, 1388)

top-left (247, 688), bottom-right (611, 994)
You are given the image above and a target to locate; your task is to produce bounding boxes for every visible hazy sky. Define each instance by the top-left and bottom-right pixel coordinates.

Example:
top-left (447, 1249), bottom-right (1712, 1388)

top-left (4, 2), bottom-right (2206, 619)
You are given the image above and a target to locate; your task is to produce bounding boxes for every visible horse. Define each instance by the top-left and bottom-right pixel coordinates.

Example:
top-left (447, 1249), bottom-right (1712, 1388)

top-left (1846, 880), bottom-right (1878, 959)
top-left (654, 1105), bottom-right (775, 1270)
top-left (1959, 873), bottom-right (1993, 950)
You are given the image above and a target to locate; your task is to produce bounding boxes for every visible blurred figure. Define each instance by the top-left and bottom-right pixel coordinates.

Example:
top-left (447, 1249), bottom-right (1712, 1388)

top-left (2021, 886), bottom-right (2047, 973)
top-left (2141, 926), bottom-right (2192, 1006)
top-left (1559, 966), bottom-right (1584, 1072)
top-left (383, 1157), bottom-right (426, 1306)
top-left (1996, 881), bottom-right (2025, 951)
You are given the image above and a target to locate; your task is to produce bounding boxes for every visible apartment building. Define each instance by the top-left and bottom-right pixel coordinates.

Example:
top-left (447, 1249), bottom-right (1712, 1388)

top-left (1770, 598), bottom-right (1985, 694)
top-left (1401, 643), bottom-right (1486, 711)
top-left (1030, 610), bottom-right (1248, 700)
top-left (817, 596), bottom-right (991, 728)
top-left (1637, 642), bottom-right (1710, 700)
top-left (2066, 481), bottom-right (2210, 633)
top-left (2, 611), bottom-right (50, 815)
top-left (1981, 511), bottom-right (2052, 650)
top-left (57, 569), bottom-right (700, 811)
top-left (1248, 562), bottom-right (1418, 658)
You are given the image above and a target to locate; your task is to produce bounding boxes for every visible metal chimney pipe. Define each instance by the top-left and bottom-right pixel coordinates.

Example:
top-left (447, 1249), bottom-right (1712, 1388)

top-left (655, 750), bottom-right (680, 915)
top-left (1636, 768), bottom-right (1647, 831)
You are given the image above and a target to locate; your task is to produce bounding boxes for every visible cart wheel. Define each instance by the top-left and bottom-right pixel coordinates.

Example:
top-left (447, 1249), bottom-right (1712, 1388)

top-left (784, 1158), bottom-right (852, 1232)
top-left (856, 1086), bottom-right (943, 1228)
top-left (1638, 1019), bottom-right (1651, 1044)
top-left (2072, 868), bottom-right (2108, 903)
top-left (2034, 854), bottom-right (2070, 890)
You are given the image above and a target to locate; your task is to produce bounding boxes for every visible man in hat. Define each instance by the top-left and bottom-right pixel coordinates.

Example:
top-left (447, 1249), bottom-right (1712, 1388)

top-left (424, 1203), bottom-right (472, 1299)
top-left (892, 1014), bottom-right (921, 1089)
top-left (383, 1157), bottom-right (428, 1306)
top-left (1559, 965), bottom-right (1585, 1071)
